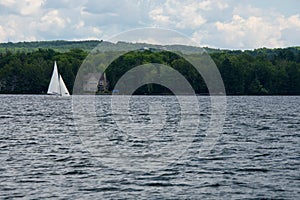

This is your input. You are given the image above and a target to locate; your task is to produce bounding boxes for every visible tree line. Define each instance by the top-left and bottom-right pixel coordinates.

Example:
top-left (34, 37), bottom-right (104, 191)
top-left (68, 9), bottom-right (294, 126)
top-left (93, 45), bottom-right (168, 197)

top-left (0, 47), bottom-right (299, 95)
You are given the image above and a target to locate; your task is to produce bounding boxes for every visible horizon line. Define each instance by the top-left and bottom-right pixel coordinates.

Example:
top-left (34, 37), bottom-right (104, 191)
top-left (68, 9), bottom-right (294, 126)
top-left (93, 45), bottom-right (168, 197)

top-left (1, 39), bottom-right (299, 51)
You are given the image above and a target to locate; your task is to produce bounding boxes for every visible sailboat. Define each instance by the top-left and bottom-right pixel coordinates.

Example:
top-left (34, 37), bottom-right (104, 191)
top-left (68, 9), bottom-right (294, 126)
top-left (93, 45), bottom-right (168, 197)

top-left (47, 61), bottom-right (70, 96)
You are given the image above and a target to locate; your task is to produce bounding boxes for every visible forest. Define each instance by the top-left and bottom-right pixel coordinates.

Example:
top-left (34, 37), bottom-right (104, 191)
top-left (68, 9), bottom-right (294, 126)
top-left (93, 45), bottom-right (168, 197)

top-left (0, 41), bottom-right (299, 95)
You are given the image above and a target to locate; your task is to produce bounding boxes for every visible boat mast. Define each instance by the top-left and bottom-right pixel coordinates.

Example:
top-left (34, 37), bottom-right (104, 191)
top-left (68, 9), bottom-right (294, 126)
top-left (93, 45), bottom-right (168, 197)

top-left (58, 75), bottom-right (62, 96)
top-left (56, 61), bottom-right (62, 96)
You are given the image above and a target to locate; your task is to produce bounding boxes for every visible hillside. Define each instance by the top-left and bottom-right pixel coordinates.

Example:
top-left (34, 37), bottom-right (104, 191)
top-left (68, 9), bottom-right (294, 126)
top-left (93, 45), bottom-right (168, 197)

top-left (1, 40), bottom-right (299, 55)
top-left (0, 40), bottom-right (299, 95)
top-left (0, 40), bottom-right (101, 53)
top-left (0, 40), bottom-right (232, 54)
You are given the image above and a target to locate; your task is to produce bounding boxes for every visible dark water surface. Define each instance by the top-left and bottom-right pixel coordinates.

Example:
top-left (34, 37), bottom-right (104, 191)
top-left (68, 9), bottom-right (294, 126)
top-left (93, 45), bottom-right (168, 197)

top-left (0, 95), bottom-right (299, 199)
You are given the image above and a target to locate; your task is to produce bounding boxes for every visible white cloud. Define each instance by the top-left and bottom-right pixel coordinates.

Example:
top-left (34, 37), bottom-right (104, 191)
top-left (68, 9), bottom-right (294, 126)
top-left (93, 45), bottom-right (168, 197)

top-left (0, 0), bottom-right (15, 6)
top-left (149, 0), bottom-right (208, 29)
top-left (279, 14), bottom-right (300, 29)
top-left (0, 25), bottom-right (10, 42)
top-left (20, 0), bottom-right (45, 15)
top-left (0, 0), bottom-right (45, 16)
top-left (213, 13), bottom-right (300, 49)
top-left (0, 14), bottom-right (38, 42)
top-left (91, 27), bottom-right (102, 34)
top-left (191, 30), bottom-right (209, 47)
top-left (40, 10), bottom-right (68, 29)
top-left (149, 8), bottom-right (170, 24)
top-left (198, 0), bottom-right (228, 11)
top-left (0, 0), bottom-right (298, 49)
top-left (74, 20), bottom-right (84, 30)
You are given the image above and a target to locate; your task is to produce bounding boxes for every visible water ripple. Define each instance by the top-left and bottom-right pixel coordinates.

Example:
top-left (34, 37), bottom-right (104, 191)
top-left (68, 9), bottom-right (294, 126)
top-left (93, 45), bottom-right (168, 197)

top-left (0, 95), bottom-right (299, 199)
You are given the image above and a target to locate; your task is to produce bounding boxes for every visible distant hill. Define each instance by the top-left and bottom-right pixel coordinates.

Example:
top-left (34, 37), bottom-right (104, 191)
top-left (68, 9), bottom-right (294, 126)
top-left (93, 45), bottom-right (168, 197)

top-left (0, 40), bottom-right (233, 54)
top-left (0, 40), bottom-right (300, 59)
top-left (0, 40), bottom-right (101, 53)
top-left (0, 39), bottom-right (299, 57)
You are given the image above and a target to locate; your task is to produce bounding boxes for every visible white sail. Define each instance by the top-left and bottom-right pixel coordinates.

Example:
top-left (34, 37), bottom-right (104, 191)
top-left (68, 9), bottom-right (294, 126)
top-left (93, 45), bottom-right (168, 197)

top-left (47, 61), bottom-right (70, 96)
top-left (59, 74), bottom-right (70, 96)
top-left (47, 61), bottom-right (60, 95)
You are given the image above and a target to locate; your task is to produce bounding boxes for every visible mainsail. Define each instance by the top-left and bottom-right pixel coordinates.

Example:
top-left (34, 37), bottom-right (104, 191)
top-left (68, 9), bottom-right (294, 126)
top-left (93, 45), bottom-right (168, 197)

top-left (47, 61), bottom-right (70, 96)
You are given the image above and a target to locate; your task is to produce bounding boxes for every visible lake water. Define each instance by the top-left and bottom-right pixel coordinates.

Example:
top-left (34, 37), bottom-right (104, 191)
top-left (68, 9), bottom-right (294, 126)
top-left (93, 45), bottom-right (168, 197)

top-left (0, 95), bottom-right (299, 199)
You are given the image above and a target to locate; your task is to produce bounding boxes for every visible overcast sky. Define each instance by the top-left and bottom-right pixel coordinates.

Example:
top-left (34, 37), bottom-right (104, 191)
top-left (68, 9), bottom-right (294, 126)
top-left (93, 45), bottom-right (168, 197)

top-left (0, 0), bottom-right (299, 49)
